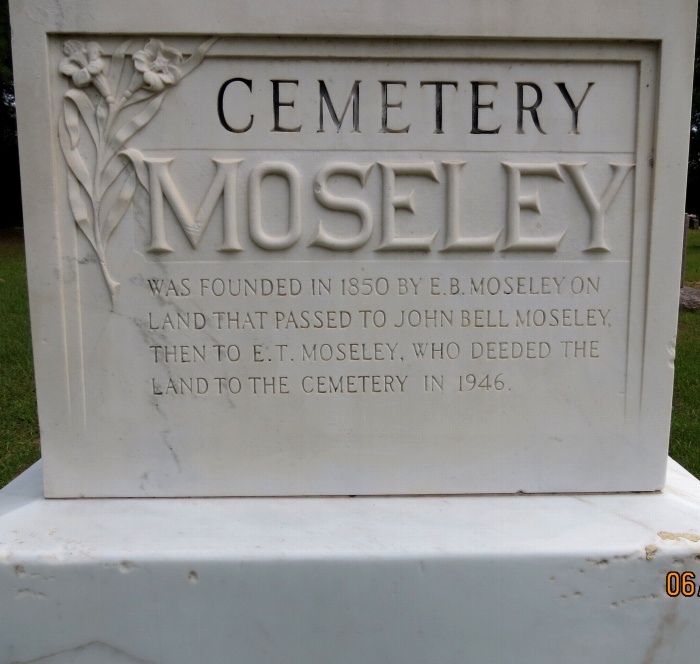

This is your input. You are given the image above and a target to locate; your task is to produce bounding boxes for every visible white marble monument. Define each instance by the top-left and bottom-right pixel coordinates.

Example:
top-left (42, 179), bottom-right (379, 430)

top-left (8, 0), bottom-right (695, 497)
top-left (3, 0), bottom-right (700, 661)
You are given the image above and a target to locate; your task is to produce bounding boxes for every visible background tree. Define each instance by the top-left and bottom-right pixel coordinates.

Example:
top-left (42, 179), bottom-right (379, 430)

top-left (0, 0), bottom-right (21, 229)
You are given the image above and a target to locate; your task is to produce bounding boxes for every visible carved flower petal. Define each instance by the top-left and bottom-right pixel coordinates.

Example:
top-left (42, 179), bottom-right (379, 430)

top-left (71, 53), bottom-right (89, 69)
top-left (132, 52), bottom-right (150, 73)
top-left (72, 68), bottom-right (93, 88)
top-left (143, 39), bottom-right (164, 58)
top-left (157, 71), bottom-right (176, 86)
top-left (159, 44), bottom-right (183, 64)
top-left (86, 60), bottom-right (105, 75)
top-left (163, 62), bottom-right (182, 83)
top-left (85, 42), bottom-right (104, 60)
top-left (62, 40), bottom-right (85, 57)
top-left (131, 39), bottom-right (186, 92)
top-left (142, 70), bottom-right (166, 92)
top-left (59, 59), bottom-right (81, 76)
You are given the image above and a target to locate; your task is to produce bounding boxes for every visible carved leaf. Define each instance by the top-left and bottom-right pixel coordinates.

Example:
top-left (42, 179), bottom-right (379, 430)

top-left (96, 97), bottom-right (109, 140)
top-left (100, 152), bottom-right (130, 199)
top-left (63, 100), bottom-right (81, 149)
top-left (120, 148), bottom-right (150, 189)
top-left (99, 260), bottom-right (121, 310)
top-left (121, 87), bottom-right (157, 109)
top-left (66, 173), bottom-right (96, 252)
top-left (64, 90), bottom-right (99, 146)
top-left (58, 116), bottom-right (94, 199)
top-left (108, 38), bottom-right (133, 93)
top-left (179, 37), bottom-right (218, 77)
top-left (101, 168), bottom-right (137, 243)
top-left (109, 93), bottom-right (164, 153)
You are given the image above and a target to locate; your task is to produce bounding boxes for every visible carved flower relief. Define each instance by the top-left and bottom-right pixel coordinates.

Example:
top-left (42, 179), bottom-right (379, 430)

top-left (57, 35), bottom-right (217, 306)
top-left (132, 39), bottom-right (184, 92)
top-left (59, 40), bottom-right (110, 97)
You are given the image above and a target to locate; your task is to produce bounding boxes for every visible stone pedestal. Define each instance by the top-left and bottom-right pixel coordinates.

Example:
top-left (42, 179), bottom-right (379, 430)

top-left (2, 460), bottom-right (700, 663)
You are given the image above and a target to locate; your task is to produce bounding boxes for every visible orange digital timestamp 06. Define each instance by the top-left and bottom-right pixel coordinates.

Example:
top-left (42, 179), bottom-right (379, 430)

top-left (665, 572), bottom-right (700, 597)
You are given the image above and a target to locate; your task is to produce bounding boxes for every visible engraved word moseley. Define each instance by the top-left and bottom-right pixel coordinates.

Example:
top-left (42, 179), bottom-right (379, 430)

top-left (48, 37), bottom-right (658, 496)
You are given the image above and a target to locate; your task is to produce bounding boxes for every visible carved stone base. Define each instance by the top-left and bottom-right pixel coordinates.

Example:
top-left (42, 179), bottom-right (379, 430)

top-left (2, 460), bottom-right (700, 663)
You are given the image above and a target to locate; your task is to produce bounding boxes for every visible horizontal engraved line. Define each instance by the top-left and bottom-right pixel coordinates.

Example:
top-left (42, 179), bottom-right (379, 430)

top-left (142, 259), bottom-right (633, 265)
top-left (137, 148), bottom-right (637, 154)
top-left (199, 54), bottom-right (647, 64)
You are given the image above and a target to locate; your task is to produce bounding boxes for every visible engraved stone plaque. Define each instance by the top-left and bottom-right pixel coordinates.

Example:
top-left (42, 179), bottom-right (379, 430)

top-left (11, 1), bottom-right (694, 496)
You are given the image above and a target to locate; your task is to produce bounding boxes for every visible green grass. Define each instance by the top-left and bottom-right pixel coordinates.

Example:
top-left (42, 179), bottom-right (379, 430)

top-left (685, 228), bottom-right (700, 287)
top-left (672, 229), bottom-right (700, 478)
top-left (0, 229), bottom-right (39, 487)
top-left (0, 230), bottom-right (700, 488)
top-left (670, 310), bottom-right (700, 478)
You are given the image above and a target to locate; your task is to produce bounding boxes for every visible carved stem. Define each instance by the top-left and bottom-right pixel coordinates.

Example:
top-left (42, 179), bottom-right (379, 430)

top-left (91, 197), bottom-right (120, 307)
